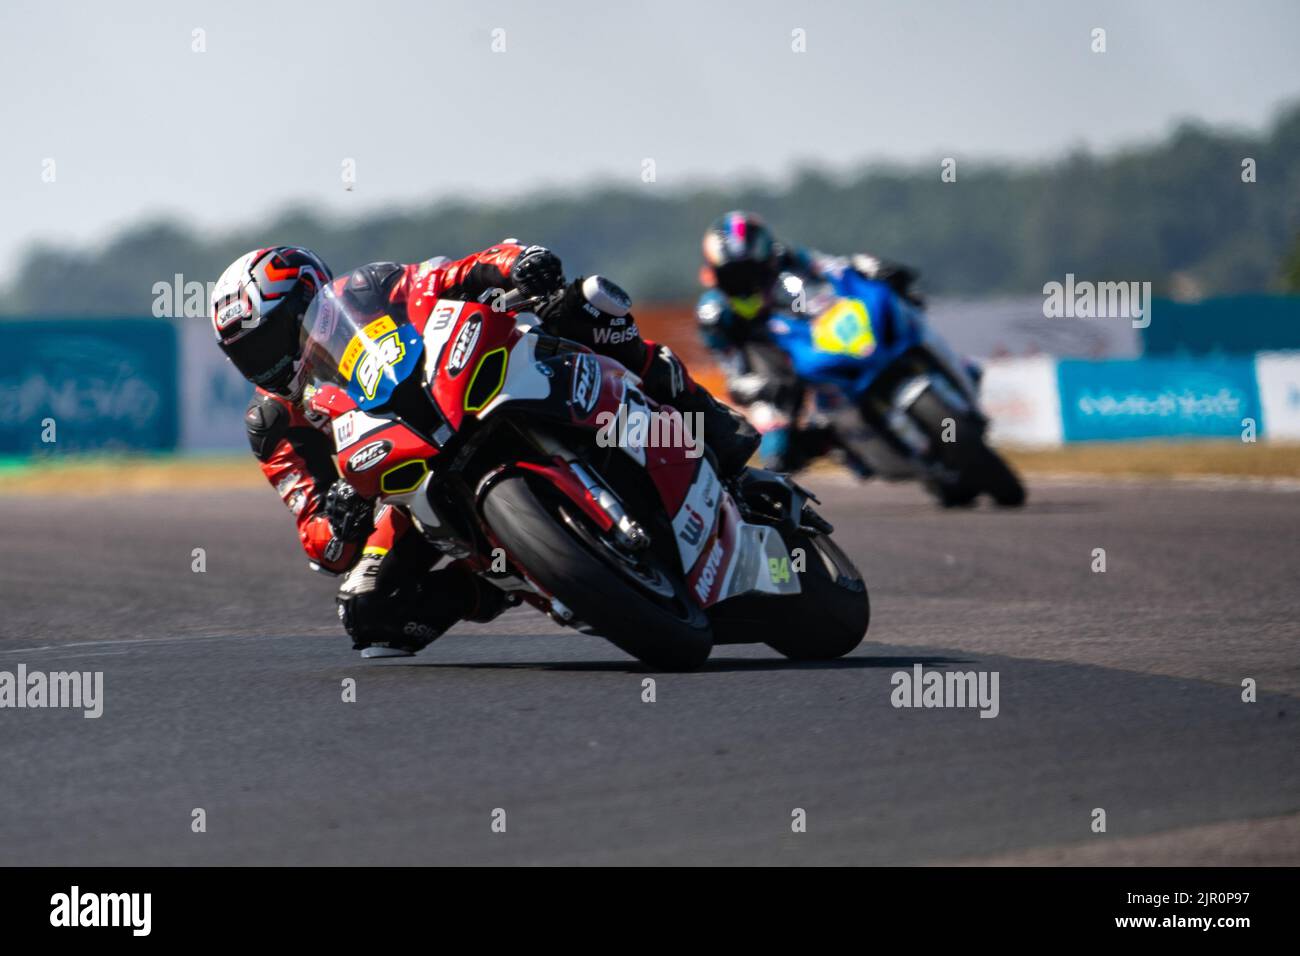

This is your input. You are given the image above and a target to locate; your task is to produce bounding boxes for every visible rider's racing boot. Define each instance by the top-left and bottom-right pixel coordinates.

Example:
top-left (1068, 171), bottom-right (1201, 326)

top-left (538, 276), bottom-right (759, 477)
top-left (340, 559), bottom-right (510, 657)
top-left (638, 343), bottom-right (760, 478)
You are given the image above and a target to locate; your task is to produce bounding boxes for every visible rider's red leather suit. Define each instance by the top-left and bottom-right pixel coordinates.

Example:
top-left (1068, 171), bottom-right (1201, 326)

top-left (245, 243), bottom-right (542, 571)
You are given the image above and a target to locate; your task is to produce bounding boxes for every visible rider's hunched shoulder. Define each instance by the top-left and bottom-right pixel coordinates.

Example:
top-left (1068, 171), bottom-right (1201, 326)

top-left (245, 391), bottom-right (291, 461)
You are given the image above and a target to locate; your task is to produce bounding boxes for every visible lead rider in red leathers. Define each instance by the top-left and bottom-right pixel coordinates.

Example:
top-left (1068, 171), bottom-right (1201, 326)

top-left (210, 243), bottom-right (758, 657)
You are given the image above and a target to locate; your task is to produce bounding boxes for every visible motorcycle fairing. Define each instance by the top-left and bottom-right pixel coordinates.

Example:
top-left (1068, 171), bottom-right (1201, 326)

top-left (686, 493), bottom-right (801, 607)
top-left (912, 310), bottom-right (982, 406)
top-left (336, 417), bottom-right (440, 499)
top-left (766, 270), bottom-right (910, 394)
top-left (811, 297), bottom-right (877, 357)
top-left (338, 314), bottom-right (426, 411)
top-left (304, 383), bottom-right (440, 499)
top-left (668, 456), bottom-right (722, 572)
top-left (425, 301), bottom-right (523, 431)
top-left (473, 333), bottom-right (572, 420)
top-left (331, 407), bottom-right (403, 452)
top-left (305, 383), bottom-right (355, 420)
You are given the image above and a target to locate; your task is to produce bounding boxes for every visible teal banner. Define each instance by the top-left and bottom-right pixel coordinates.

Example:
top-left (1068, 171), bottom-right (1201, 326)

top-left (1144, 296), bottom-right (1300, 355)
top-left (0, 319), bottom-right (179, 454)
top-left (1058, 357), bottom-right (1260, 441)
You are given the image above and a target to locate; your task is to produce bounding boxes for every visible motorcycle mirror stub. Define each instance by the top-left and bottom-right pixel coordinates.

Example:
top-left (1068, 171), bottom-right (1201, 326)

top-left (580, 275), bottom-right (632, 318)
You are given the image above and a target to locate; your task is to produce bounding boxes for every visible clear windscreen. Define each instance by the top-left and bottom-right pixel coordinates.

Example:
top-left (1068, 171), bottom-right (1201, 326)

top-left (771, 272), bottom-right (838, 318)
top-left (299, 286), bottom-right (425, 409)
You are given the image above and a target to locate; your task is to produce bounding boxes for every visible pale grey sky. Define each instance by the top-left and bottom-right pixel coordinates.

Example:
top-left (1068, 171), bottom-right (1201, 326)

top-left (2, 0), bottom-right (1298, 281)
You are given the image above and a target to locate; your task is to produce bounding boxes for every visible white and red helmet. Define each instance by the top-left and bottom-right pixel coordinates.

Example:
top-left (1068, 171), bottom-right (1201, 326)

top-left (211, 246), bottom-right (332, 394)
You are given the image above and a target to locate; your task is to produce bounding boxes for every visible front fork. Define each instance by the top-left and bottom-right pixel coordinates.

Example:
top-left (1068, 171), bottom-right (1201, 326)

top-left (473, 428), bottom-right (658, 625)
top-left (887, 373), bottom-right (978, 457)
top-left (523, 428), bottom-right (650, 553)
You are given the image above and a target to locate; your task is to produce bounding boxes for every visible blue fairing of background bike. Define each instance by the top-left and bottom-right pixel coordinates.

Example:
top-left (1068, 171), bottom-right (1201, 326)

top-left (765, 271), bottom-right (923, 398)
top-left (345, 325), bottom-right (425, 411)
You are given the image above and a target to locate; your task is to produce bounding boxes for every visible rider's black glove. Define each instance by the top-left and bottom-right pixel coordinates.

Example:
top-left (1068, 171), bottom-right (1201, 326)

top-left (324, 479), bottom-right (374, 542)
top-left (852, 254), bottom-right (924, 306)
top-left (537, 275), bottom-right (633, 327)
top-left (509, 246), bottom-right (565, 298)
top-left (536, 275), bottom-right (644, 367)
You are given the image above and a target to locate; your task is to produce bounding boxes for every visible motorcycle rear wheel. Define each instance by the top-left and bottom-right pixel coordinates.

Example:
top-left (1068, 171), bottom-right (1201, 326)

top-left (708, 529), bottom-right (869, 660)
top-left (908, 391), bottom-right (1026, 508)
top-left (761, 531), bottom-right (870, 660)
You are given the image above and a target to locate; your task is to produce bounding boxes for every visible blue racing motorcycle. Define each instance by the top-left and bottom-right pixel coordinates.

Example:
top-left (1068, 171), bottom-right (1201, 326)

top-left (762, 265), bottom-right (1025, 507)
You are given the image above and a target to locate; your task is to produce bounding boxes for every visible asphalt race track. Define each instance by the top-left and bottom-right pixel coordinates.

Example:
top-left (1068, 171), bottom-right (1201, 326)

top-left (1, 475), bottom-right (1297, 865)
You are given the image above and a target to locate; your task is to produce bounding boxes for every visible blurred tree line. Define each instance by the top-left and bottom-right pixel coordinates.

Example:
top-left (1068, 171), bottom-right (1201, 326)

top-left (6, 102), bottom-right (1300, 315)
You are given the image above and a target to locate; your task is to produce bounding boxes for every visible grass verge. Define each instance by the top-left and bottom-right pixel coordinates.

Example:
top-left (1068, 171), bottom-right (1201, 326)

top-left (1002, 439), bottom-right (1300, 479)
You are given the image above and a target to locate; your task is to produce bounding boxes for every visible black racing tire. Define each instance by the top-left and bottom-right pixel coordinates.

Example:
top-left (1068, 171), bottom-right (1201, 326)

top-left (930, 477), bottom-right (980, 508)
top-left (908, 390), bottom-right (1026, 507)
top-left (974, 444), bottom-right (1027, 507)
top-left (762, 531), bottom-right (869, 660)
top-left (481, 474), bottom-right (714, 671)
top-left (705, 530), bottom-right (868, 660)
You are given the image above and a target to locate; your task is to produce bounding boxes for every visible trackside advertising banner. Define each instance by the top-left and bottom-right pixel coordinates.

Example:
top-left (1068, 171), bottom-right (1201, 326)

top-left (177, 318), bottom-right (254, 451)
top-left (980, 356), bottom-right (1064, 447)
top-left (1, 317), bottom-right (1296, 455)
top-left (0, 319), bottom-right (178, 455)
top-left (1055, 358), bottom-right (1261, 442)
top-left (1255, 351), bottom-right (1300, 440)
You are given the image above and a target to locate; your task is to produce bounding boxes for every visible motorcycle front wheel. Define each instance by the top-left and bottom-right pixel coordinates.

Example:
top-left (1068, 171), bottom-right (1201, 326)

top-left (481, 473), bottom-right (714, 671)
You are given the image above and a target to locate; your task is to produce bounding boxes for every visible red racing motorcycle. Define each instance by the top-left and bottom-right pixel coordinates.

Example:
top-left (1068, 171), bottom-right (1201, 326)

top-left (298, 278), bottom-right (869, 670)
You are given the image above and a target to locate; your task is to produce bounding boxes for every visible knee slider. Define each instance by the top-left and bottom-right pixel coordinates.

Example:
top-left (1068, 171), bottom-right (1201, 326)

top-left (336, 590), bottom-right (384, 643)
